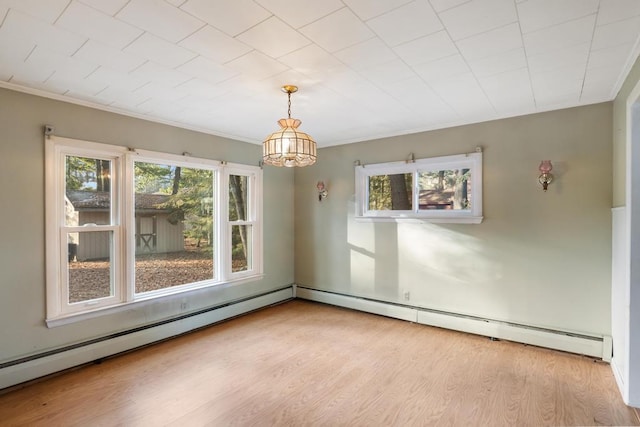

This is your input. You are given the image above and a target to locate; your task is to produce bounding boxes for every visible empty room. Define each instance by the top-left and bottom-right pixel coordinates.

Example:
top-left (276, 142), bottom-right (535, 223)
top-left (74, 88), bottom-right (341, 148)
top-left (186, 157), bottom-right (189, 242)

top-left (1, 0), bottom-right (640, 425)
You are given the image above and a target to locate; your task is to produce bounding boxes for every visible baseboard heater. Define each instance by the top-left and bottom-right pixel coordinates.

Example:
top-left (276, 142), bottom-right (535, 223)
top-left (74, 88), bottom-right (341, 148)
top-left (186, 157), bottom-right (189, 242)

top-left (295, 286), bottom-right (611, 361)
top-left (0, 287), bottom-right (293, 390)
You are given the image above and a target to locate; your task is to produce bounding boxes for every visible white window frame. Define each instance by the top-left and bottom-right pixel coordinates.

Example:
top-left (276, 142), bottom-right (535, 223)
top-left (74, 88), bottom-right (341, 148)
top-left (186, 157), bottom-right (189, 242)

top-left (223, 165), bottom-right (263, 280)
top-left (45, 136), bottom-right (263, 326)
top-left (355, 152), bottom-right (483, 224)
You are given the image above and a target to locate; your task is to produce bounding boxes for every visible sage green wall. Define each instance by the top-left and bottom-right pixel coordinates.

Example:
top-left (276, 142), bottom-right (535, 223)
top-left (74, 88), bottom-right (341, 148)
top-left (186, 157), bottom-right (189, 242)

top-left (613, 55), bottom-right (640, 206)
top-left (0, 87), bottom-right (294, 363)
top-left (295, 103), bottom-right (613, 336)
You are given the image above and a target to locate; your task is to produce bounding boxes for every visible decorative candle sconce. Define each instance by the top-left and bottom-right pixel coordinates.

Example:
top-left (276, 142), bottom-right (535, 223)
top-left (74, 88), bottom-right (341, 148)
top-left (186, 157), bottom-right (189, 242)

top-left (538, 160), bottom-right (554, 192)
top-left (317, 181), bottom-right (328, 201)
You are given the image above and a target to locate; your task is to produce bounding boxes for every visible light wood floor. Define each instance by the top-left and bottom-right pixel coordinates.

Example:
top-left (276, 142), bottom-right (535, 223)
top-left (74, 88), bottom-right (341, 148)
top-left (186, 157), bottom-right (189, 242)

top-left (1, 300), bottom-right (637, 426)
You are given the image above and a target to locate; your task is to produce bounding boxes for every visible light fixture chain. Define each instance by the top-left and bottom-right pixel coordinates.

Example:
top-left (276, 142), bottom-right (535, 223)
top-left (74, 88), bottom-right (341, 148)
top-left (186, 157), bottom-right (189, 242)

top-left (287, 91), bottom-right (292, 119)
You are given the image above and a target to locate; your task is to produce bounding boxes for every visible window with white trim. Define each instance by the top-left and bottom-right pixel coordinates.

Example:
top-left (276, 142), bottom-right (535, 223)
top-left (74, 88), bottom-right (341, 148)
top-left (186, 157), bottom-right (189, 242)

top-left (355, 152), bottom-right (483, 223)
top-left (45, 136), bottom-right (262, 323)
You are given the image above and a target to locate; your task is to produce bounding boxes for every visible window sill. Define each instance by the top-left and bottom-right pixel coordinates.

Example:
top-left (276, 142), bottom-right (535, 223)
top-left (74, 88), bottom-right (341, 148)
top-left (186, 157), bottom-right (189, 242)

top-left (354, 216), bottom-right (483, 224)
top-left (45, 274), bottom-right (264, 328)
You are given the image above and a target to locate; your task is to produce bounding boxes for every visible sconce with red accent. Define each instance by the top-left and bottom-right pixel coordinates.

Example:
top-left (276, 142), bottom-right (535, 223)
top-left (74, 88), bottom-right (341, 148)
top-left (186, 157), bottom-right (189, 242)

top-left (317, 181), bottom-right (328, 201)
top-left (538, 160), bottom-right (553, 192)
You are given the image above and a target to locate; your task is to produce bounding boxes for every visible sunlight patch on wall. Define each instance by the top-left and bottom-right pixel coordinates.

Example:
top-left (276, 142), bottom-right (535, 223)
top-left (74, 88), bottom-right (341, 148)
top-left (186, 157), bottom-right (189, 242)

top-left (397, 222), bottom-right (498, 286)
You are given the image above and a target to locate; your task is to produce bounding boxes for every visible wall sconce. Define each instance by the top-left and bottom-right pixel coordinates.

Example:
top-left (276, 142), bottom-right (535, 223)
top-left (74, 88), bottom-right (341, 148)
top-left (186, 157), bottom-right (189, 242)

top-left (538, 160), bottom-right (554, 192)
top-left (317, 181), bottom-right (328, 201)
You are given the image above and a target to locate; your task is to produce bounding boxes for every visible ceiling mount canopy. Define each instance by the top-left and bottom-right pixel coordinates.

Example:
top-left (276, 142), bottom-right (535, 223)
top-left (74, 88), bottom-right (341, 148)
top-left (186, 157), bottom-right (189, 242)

top-left (262, 85), bottom-right (317, 168)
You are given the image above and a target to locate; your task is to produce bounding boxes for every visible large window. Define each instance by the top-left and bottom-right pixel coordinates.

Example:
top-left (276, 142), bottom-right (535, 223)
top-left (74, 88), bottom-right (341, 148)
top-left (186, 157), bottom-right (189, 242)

top-left (45, 136), bottom-right (262, 324)
top-left (355, 152), bottom-right (483, 223)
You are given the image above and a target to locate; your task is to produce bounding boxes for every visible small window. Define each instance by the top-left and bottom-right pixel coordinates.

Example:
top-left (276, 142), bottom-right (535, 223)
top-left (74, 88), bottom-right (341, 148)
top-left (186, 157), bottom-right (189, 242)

top-left (355, 152), bottom-right (483, 223)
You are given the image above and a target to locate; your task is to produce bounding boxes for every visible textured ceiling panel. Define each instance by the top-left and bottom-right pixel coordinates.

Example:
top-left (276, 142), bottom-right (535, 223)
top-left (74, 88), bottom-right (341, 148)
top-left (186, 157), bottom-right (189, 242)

top-left (0, 0), bottom-right (638, 147)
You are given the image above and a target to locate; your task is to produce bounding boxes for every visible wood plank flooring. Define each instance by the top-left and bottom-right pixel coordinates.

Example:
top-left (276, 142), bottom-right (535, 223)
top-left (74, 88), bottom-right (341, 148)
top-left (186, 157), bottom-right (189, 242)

top-left (0, 300), bottom-right (637, 426)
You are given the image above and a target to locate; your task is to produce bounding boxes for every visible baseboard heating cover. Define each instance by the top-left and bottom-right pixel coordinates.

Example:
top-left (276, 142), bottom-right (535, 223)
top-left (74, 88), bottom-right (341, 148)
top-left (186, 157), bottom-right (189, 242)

top-left (0, 287), bottom-right (293, 390)
top-left (296, 287), bottom-right (610, 361)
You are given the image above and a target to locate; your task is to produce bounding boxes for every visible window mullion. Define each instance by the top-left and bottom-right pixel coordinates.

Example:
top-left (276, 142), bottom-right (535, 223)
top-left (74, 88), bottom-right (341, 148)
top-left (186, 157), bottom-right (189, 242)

top-left (218, 169), bottom-right (229, 281)
top-left (123, 153), bottom-right (135, 302)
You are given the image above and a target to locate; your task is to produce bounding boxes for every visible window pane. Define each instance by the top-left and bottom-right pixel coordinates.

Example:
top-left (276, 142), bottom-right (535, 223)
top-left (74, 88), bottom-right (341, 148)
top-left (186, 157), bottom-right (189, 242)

top-left (67, 231), bottom-right (113, 303)
top-left (418, 169), bottom-right (471, 210)
top-left (65, 155), bottom-right (112, 225)
top-left (232, 225), bottom-right (251, 272)
top-left (229, 175), bottom-right (248, 221)
top-left (368, 173), bottom-right (413, 211)
top-left (134, 162), bottom-right (214, 293)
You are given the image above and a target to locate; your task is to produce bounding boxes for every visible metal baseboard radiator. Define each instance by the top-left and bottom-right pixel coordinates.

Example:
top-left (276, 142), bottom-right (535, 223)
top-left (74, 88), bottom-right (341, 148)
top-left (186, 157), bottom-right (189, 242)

top-left (295, 286), bottom-right (611, 361)
top-left (0, 287), bottom-right (293, 390)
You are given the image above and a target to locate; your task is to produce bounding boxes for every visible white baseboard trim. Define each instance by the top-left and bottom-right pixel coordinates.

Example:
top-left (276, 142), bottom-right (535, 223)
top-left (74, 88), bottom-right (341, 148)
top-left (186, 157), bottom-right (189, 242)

top-left (296, 287), bottom-right (417, 322)
top-left (296, 287), bottom-right (606, 360)
top-left (0, 287), bottom-right (293, 390)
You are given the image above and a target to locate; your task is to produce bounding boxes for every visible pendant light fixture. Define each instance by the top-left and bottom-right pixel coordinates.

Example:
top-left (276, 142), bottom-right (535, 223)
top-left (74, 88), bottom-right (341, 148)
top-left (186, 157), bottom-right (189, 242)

top-left (262, 85), bottom-right (317, 167)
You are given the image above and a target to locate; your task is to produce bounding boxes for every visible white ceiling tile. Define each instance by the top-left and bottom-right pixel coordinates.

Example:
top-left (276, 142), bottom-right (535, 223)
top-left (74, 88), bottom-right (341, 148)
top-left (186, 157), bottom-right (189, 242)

top-left (87, 66), bottom-right (149, 91)
top-left (124, 33), bottom-right (197, 68)
top-left (597, 0), bottom-right (640, 26)
top-left (236, 16), bottom-right (311, 58)
top-left (517, 0), bottom-right (598, 34)
top-left (260, 70), bottom-right (317, 97)
top-left (456, 23), bottom-right (521, 60)
top-left (166, 0), bottom-right (188, 8)
top-left (334, 38), bottom-right (397, 71)
top-left (225, 50), bottom-right (289, 80)
top-left (97, 86), bottom-right (150, 107)
top-left (174, 78), bottom-right (230, 99)
top-left (534, 89), bottom-right (581, 108)
top-left (299, 8), bottom-right (375, 52)
top-left (527, 42), bottom-right (589, 74)
top-left (294, 63), bottom-right (352, 86)
top-left (176, 56), bottom-right (238, 84)
top-left (430, 72), bottom-right (495, 115)
top-left (116, 0), bottom-right (205, 43)
top-left (428, 0), bottom-right (471, 13)
top-left (531, 64), bottom-right (585, 85)
top-left (523, 15), bottom-right (595, 56)
top-left (179, 25), bottom-right (252, 63)
top-left (133, 81), bottom-right (190, 102)
top-left (581, 66), bottom-right (620, 101)
top-left (394, 31), bottom-right (458, 65)
top-left (136, 97), bottom-right (187, 115)
top-left (65, 90), bottom-right (113, 105)
top-left (438, 0), bottom-right (517, 40)
top-left (9, 76), bottom-right (64, 93)
top-left (413, 54), bottom-right (469, 82)
top-left (530, 67), bottom-right (583, 107)
top-left (74, 40), bottom-right (146, 73)
top-left (467, 48), bottom-right (526, 77)
top-left (0, 9), bottom-right (86, 56)
top-left (179, 0), bottom-right (271, 37)
top-left (588, 43), bottom-right (634, 71)
top-left (343, 0), bottom-right (413, 21)
top-left (255, 0), bottom-right (344, 28)
top-left (45, 72), bottom-right (109, 96)
top-left (0, 32), bottom-right (35, 64)
top-left (78, 0), bottom-right (130, 16)
top-left (130, 61), bottom-right (191, 87)
top-left (367, 0), bottom-right (442, 47)
top-left (278, 44), bottom-right (344, 77)
top-left (0, 0), bottom-right (69, 23)
top-left (583, 65), bottom-right (622, 87)
top-left (56, 1), bottom-right (143, 49)
top-left (592, 16), bottom-right (640, 51)
top-left (26, 46), bottom-right (98, 81)
top-left (478, 67), bottom-right (534, 113)
top-left (359, 58), bottom-right (416, 86)
top-left (6, 63), bottom-right (55, 86)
